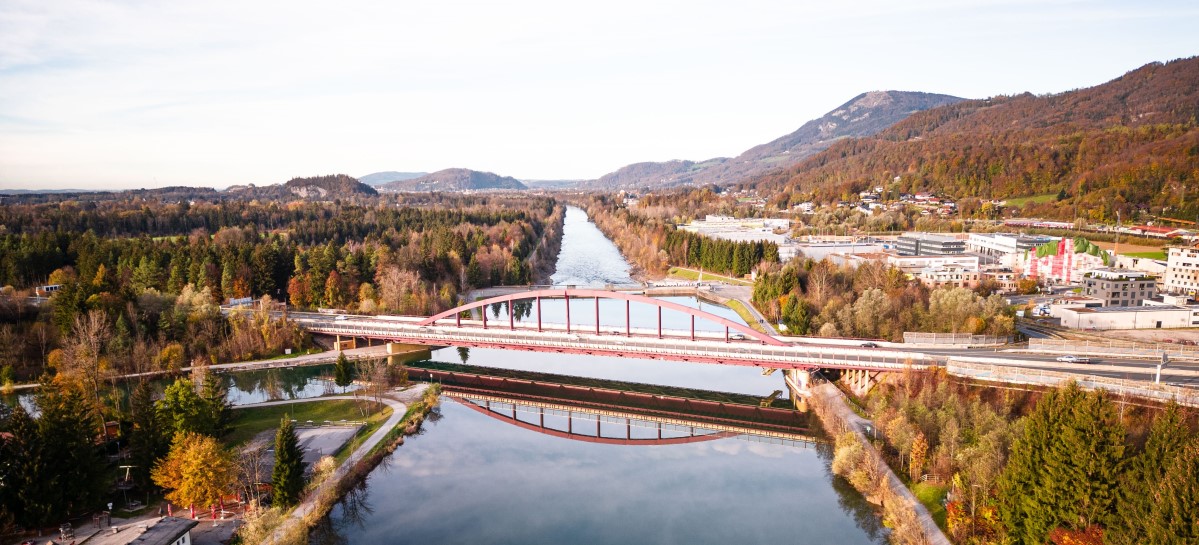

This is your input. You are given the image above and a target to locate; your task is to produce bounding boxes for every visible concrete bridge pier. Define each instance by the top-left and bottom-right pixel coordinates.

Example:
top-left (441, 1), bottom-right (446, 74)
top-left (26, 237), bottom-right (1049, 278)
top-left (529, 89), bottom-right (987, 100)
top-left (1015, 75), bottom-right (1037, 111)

top-left (783, 368), bottom-right (812, 412)
top-left (842, 369), bottom-right (879, 398)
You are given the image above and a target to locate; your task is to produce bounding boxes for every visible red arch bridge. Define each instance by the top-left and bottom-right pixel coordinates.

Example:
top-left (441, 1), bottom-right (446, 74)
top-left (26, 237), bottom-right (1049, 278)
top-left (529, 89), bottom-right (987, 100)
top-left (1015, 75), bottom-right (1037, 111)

top-left (281, 288), bottom-right (936, 376)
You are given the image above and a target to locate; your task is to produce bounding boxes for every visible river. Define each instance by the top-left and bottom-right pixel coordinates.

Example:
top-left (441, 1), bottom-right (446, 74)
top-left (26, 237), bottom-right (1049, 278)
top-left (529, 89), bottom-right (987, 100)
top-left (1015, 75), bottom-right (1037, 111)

top-left (311, 206), bottom-right (887, 544)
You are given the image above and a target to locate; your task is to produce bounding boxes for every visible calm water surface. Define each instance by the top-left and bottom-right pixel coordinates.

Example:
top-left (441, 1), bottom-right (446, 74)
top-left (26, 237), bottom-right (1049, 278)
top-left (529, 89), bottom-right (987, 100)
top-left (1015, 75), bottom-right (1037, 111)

top-left (310, 205), bottom-right (887, 544)
top-left (311, 400), bottom-right (885, 545)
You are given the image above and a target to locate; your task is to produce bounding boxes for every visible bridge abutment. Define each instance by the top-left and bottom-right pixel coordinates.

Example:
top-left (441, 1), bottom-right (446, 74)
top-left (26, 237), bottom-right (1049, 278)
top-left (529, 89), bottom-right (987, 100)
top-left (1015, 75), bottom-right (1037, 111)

top-left (386, 342), bottom-right (433, 366)
top-left (783, 368), bottom-right (812, 412)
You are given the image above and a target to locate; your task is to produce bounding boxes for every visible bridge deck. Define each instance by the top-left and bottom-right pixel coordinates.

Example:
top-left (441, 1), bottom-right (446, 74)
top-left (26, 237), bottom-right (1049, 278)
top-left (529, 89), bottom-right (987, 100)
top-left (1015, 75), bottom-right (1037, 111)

top-left (289, 313), bottom-right (932, 372)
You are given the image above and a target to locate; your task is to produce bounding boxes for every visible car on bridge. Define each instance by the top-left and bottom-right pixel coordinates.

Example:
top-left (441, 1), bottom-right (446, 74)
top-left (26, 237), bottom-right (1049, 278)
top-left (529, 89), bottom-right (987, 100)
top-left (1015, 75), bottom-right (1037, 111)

top-left (860, 342), bottom-right (879, 348)
top-left (729, 333), bottom-right (747, 341)
top-left (1055, 355), bottom-right (1092, 364)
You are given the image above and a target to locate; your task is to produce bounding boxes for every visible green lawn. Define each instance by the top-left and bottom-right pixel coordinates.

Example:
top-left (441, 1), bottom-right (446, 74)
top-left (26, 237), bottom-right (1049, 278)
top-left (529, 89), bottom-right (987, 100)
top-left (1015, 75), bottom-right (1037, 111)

top-left (667, 267), bottom-right (753, 286)
top-left (1004, 193), bottom-right (1058, 207)
top-left (1123, 250), bottom-right (1167, 260)
top-left (912, 482), bottom-right (950, 530)
top-left (225, 398), bottom-right (389, 447)
top-left (724, 299), bottom-right (770, 334)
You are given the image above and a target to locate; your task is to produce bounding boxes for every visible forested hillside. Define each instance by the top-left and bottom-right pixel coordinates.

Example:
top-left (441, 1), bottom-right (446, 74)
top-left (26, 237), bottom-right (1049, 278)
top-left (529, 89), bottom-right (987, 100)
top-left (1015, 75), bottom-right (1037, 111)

top-left (588, 91), bottom-right (962, 189)
top-left (748, 57), bottom-right (1199, 221)
top-left (381, 168), bottom-right (528, 191)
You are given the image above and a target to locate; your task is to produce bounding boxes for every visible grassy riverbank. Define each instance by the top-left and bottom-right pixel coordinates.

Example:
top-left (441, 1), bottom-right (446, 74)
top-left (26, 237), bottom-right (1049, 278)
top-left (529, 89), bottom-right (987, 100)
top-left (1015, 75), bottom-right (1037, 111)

top-left (667, 266), bottom-right (753, 286)
top-left (724, 299), bottom-right (769, 334)
top-left (240, 384), bottom-right (442, 545)
top-left (225, 398), bottom-right (388, 446)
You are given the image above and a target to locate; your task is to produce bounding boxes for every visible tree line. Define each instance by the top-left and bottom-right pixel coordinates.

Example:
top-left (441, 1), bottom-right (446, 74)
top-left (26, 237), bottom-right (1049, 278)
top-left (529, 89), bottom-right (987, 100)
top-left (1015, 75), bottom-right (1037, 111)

top-left (752, 259), bottom-right (1015, 339)
top-left (856, 370), bottom-right (1198, 545)
top-left (576, 195), bottom-right (779, 278)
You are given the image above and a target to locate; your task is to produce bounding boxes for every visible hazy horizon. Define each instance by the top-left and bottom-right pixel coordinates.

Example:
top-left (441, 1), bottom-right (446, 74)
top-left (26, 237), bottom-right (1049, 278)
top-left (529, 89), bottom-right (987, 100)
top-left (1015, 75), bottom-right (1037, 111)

top-left (2, 0), bottom-right (1197, 190)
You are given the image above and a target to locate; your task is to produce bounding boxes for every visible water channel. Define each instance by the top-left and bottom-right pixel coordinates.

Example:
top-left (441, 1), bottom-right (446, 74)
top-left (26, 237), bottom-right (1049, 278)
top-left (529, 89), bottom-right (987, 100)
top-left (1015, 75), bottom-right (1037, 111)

top-left (311, 206), bottom-right (887, 544)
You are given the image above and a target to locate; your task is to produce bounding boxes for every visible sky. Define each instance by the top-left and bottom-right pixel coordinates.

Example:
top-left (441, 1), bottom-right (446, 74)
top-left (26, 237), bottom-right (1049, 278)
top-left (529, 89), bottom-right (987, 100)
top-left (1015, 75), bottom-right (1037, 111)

top-left (1, 0), bottom-right (1197, 190)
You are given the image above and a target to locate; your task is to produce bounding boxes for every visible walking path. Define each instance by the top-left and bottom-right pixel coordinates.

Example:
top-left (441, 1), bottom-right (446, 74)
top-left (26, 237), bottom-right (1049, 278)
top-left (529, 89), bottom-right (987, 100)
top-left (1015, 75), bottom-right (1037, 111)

top-left (4, 346), bottom-right (391, 394)
top-left (811, 383), bottom-right (951, 545)
top-left (261, 384), bottom-right (429, 544)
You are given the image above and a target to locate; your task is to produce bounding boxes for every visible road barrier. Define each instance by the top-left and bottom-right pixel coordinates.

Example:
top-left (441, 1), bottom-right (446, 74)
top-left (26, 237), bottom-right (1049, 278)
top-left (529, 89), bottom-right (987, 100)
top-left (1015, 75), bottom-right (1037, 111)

top-left (947, 360), bottom-right (1199, 407)
top-left (1029, 338), bottom-right (1199, 361)
top-left (903, 332), bottom-right (1012, 346)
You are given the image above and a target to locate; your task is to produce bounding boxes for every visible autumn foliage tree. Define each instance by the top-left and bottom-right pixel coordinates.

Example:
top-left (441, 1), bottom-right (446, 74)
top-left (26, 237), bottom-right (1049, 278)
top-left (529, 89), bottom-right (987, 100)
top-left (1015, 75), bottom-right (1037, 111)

top-left (152, 432), bottom-right (238, 511)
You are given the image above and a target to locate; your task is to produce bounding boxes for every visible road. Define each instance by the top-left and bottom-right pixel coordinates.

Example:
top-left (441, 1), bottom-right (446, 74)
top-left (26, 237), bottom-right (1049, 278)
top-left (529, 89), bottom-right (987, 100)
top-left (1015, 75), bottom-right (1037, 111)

top-left (270, 309), bottom-right (1199, 392)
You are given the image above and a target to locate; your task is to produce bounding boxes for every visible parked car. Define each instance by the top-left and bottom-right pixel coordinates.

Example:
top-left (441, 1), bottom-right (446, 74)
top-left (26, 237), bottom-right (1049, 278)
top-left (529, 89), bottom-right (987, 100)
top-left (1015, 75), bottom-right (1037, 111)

top-left (861, 342), bottom-right (879, 348)
top-left (1055, 355), bottom-right (1091, 364)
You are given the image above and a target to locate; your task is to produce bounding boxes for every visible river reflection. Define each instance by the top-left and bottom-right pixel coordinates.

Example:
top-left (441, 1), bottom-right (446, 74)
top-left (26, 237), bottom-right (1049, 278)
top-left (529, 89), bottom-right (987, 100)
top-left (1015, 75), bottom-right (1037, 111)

top-left (313, 399), bottom-right (886, 545)
top-left (1, 363), bottom-right (356, 414)
top-left (430, 346), bottom-right (784, 398)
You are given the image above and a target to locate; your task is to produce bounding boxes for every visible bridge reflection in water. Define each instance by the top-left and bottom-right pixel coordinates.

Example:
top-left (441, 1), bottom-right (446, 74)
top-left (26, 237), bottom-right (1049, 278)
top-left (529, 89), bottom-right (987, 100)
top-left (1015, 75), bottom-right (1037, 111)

top-left (410, 362), bottom-right (820, 448)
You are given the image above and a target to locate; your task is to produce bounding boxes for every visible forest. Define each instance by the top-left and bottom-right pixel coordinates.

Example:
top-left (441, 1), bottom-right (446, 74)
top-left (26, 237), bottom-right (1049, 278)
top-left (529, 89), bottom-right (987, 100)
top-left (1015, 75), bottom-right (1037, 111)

top-left (841, 372), bottom-right (1199, 545)
top-left (0, 190), bottom-right (566, 535)
top-left (751, 259), bottom-right (1015, 340)
top-left (0, 194), bottom-right (564, 385)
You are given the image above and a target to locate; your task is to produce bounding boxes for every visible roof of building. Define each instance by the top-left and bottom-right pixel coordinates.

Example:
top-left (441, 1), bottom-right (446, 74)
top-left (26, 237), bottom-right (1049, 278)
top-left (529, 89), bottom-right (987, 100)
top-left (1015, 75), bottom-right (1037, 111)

top-left (87, 517), bottom-right (199, 545)
top-left (898, 232), bottom-right (962, 243)
top-left (1070, 305), bottom-right (1188, 313)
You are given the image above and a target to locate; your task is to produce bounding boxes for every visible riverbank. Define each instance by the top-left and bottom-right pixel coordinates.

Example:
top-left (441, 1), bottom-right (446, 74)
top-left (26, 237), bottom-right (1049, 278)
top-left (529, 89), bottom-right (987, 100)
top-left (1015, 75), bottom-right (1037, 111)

top-left (254, 384), bottom-right (440, 545)
top-left (810, 382), bottom-right (951, 545)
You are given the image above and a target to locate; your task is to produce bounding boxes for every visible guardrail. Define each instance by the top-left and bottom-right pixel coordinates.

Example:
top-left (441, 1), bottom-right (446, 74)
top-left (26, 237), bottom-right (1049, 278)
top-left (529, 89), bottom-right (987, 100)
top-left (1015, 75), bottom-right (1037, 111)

top-left (903, 332), bottom-right (1012, 346)
top-left (1029, 338), bottom-right (1199, 361)
top-left (291, 317), bottom-right (934, 371)
top-left (947, 360), bottom-right (1199, 407)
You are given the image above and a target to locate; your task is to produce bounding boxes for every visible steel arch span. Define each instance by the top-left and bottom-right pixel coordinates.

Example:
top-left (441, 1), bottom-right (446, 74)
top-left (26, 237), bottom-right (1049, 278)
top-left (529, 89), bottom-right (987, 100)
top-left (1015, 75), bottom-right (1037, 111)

top-left (417, 288), bottom-right (786, 347)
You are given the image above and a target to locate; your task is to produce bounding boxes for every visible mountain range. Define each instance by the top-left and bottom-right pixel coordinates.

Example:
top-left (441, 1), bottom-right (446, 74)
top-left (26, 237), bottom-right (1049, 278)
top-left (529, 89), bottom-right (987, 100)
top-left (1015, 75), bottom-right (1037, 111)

top-left (586, 90), bottom-right (964, 189)
top-left (742, 56), bottom-right (1199, 219)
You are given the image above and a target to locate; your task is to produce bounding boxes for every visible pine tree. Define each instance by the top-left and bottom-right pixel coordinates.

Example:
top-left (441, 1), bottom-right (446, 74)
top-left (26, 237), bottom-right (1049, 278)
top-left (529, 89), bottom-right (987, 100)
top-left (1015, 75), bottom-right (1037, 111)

top-left (997, 383), bottom-right (1126, 544)
top-left (271, 417), bottom-right (305, 508)
top-left (1108, 403), bottom-right (1191, 545)
top-left (1146, 439), bottom-right (1199, 545)
top-left (128, 380), bottom-right (171, 490)
top-left (33, 382), bottom-right (108, 526)
top-left (334, 351), bottom-right (353, 391)
top-left (200, 373), bottom-right (232, 437)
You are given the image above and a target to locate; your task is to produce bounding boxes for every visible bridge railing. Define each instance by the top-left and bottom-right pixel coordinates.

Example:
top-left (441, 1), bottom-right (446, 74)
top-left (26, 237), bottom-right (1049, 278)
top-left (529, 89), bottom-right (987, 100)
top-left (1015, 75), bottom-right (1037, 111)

top-left (294, 318), bottom-right (933, 371)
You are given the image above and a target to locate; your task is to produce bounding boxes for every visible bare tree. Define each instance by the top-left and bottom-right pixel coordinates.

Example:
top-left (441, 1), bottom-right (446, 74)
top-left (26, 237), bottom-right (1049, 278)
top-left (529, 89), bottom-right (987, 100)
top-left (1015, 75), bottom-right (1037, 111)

top-left (60, 310), bottom-right (113, 409)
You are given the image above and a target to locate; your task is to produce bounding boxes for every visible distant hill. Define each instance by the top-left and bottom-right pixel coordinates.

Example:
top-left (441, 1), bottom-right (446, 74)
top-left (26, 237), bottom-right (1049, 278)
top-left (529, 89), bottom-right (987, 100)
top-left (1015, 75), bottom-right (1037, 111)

top-left (358, 171), bottom-right (428, 186)
top-left (380, 168), bottom-right (527, 191)
top-left (523, 179), bottom-right (583, 190)
top-left (744, 56), bottom-right (1199, 220)
top-left (588, 90), bottom-right (963, 189)
top-left (282, 174), bottom-right (377, 198)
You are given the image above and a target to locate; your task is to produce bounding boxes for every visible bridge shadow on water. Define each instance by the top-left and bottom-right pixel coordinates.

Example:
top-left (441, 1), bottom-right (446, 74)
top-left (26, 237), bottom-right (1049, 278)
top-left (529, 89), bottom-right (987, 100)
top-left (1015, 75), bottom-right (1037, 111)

top-left (406, 360), bottom-right (823, 447)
